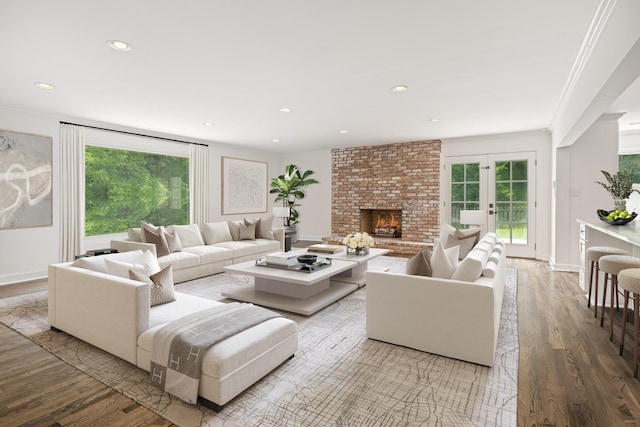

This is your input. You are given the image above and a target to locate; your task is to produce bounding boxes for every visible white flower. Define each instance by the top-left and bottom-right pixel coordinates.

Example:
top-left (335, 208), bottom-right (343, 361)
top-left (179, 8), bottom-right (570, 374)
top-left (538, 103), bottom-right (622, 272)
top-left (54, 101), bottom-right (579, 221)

top-left (343, 231), bottom-right (375, 249)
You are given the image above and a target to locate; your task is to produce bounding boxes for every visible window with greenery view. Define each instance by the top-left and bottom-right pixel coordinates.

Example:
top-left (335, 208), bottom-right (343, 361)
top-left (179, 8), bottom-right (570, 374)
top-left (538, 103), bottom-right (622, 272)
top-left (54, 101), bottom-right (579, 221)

top-left (619, 154), bottom-right (640, 183)
top-left (495, 160), bottom-right (528, 244)
top-left (450, 162), bottom-right (480, 229)
top-left (85, 146), bottom-right (189, 236)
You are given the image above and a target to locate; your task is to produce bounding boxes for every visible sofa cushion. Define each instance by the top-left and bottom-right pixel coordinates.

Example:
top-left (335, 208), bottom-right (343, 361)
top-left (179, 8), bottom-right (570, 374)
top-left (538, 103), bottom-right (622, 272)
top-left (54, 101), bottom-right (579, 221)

top-left (202, 221), bottom-right (233, 244)
top-left (157, 251), bottom-right (200, 270)
top-left (130, 265), bottom-right (176, 306)
top-left (216, 239), bottom-right (279, 258)
top-left (482, 260), bottom-right (498, 278)
top-left (182, 245), bottom-right (233, 264)
top-left (142, 222), bottom-right (170, 257)
top-left (128, 227), bottom-right (143, 242)
top-left (406, 247), bottom-right (432, 276)
top-left (450, 246), bottom-right (489, 282)
top-left (227, 220), bottom-right (242, 241)
top-left (71, 250), bottom-right (143, 274)
top-left (169, 224), bottom-right (205, 248)
top-left (445, 228), bottom-right (481, 259)
top-left (239, 221), bottom-right (257, 240)
top-left (165, 228), bottom-right (183, 253)
top-left (104, 250), bottom-right (161, 279)
top-left (431, 243), bottom-right (459, 279)
top-left (256, 215), bottom-right (275, 240)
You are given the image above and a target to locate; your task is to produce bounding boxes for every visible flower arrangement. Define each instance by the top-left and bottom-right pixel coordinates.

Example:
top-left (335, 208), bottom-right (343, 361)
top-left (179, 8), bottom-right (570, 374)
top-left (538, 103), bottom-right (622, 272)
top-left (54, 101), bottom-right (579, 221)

top-left (343, 232), bottom-right (375, 255)
top-left (595, 169), bottom-right (639, 210)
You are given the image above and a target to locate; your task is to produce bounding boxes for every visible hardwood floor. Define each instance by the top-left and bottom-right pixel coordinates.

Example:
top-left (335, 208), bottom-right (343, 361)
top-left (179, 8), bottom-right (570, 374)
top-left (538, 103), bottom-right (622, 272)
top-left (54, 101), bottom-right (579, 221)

top-left (2, 258), bottom-right (640, 426)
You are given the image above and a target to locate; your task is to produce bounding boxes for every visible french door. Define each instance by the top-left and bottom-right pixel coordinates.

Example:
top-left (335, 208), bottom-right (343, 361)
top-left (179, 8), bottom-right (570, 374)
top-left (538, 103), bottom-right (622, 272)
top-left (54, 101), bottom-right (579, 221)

top-left (443, 152), bottom-right (536, 258)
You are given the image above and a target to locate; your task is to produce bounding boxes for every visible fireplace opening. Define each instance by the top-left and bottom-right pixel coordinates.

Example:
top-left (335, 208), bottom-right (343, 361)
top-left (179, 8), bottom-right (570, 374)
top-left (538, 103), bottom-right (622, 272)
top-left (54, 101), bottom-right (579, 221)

top-left (360, 209), bottom-right (402, 238)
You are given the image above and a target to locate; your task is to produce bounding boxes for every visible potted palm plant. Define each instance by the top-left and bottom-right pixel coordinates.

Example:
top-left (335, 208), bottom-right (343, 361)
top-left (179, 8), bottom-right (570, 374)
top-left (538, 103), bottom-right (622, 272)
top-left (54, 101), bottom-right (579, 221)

top-left (270, 164), bottom-right (319, 243)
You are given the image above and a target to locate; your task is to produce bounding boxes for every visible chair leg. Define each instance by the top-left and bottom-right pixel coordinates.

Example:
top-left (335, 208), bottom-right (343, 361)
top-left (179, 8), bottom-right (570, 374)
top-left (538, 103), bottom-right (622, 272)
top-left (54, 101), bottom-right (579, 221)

top-left (610, 275), bottom-right (617, 341)
top-left (601, 273), bottom-right (609, 328)
top-left (588, 261), bottom-right (595, 308)
top-left (621, 290), bottom-right (630, 355)
top-left (634, 295), bottom-right (639, 378)
top-left (594, 262), bottom-right (600, 318)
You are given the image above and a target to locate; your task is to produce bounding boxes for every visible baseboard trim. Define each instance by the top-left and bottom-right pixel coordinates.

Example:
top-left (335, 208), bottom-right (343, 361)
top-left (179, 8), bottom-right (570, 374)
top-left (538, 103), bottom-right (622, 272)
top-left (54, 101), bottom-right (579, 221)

top-left (0, 270), bottom-right (47, 286)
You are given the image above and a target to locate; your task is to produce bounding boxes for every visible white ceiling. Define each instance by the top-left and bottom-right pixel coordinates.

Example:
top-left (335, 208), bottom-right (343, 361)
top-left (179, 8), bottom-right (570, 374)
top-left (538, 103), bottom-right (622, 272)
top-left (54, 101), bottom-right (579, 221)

top-left (3, 0), bottom-right (633, 152)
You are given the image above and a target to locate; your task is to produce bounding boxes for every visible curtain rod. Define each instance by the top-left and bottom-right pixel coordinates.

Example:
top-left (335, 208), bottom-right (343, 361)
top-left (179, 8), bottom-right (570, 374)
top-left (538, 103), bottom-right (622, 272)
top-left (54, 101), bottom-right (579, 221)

top-left (59, 121), bottom-right (208, 147)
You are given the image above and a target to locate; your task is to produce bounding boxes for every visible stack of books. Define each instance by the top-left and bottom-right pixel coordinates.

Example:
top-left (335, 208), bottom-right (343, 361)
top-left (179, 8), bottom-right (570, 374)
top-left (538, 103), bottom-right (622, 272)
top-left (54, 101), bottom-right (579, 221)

top-left (265, 252), bottom-right (299, 266)
top-left (85, 248), bottom-right (119, 256)
top-left (307, 244), bottom-right (343, 254)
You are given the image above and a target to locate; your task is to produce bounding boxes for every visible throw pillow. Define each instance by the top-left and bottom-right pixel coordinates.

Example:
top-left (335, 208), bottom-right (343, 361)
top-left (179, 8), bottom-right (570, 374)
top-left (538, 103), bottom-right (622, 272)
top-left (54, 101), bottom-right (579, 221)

top-left (430, 242), bottom-right (459, 279)
top-left (129, 265), bottom-right (176, 306)
top-left (482, 260), bottom-right (498, 278)
top-left (258, 214), bottom-right (275, 240)
top-left (71, 249), bottom-right (143, 274)
top-left (104, 250), bottom-right (161, 279)
top-left (405, 247), bottom-right (432, 276)
top-left (226, 220), bottom-right (242, 241)
top-left (164, 228), bottom-right (183, 253)
top-left (142, 222), bottom-right (170, 257)
top-left (128, 227), bottom-right (142, 242)
top-left (239, 221), bottom-right (257, 240)
top-left (445, 228), bottom-right (481, 259)
top-left (439, 223), bottom-right (457, 244)
top-left (202, 221), bottom-right (234, 244)
top-left (170, 224), bottom-right (204, 248)
top-left (243, 217), bottom-right (260, 239)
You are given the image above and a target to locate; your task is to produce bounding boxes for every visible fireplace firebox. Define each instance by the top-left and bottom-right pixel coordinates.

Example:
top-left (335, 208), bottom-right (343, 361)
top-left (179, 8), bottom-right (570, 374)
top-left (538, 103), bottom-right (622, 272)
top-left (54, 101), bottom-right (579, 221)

top-left (360, 209), bottom-right (402, 238)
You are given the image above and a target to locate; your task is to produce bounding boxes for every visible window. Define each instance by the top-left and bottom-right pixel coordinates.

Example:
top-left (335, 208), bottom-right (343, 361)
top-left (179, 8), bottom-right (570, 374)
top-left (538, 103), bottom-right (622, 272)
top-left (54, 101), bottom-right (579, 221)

top-left (619, 154), bottom-right (640, 182)
top-left (84, 130), bottom-right (190, 236)
top-left (450, 162), bottom-right (480, 229)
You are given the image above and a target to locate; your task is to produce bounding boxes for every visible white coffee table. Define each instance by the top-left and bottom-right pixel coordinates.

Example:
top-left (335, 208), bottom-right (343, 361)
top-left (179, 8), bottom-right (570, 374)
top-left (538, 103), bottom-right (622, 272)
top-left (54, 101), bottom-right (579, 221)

top-left (222, 257), bottom-right (360, 315)
top-left (315, 247), bottom-right (390, 287)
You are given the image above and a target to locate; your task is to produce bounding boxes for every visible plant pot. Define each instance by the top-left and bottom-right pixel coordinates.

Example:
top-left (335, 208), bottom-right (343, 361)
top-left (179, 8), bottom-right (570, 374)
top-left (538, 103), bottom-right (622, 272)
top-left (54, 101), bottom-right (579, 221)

top-left (614, 198), bottom-right (627, 211)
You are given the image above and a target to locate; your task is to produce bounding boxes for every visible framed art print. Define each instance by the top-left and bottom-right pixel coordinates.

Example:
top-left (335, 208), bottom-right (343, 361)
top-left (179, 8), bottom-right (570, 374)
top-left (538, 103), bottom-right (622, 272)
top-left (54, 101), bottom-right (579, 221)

top-left (221, 156), bottom-right (268, 215)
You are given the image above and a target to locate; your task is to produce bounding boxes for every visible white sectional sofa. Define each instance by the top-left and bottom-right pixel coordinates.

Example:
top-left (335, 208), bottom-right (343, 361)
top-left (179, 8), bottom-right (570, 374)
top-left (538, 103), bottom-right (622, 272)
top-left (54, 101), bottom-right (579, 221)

top-left (366, 231), bottom-right (507, 366)
top-left (110, 218), bottom-right (284, 283)
top-left (48, 250), bottom-right (298, 410)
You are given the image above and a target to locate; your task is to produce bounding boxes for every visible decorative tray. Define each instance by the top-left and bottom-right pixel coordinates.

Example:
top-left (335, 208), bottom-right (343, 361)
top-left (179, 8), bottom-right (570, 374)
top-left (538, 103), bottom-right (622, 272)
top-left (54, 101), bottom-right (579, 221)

top-left (255, 257), bottom-right (332, 273)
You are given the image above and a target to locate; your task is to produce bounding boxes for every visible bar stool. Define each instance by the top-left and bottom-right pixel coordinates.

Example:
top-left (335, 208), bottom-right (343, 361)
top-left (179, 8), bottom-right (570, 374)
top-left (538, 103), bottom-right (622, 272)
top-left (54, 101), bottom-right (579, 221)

top-left (586, 246), bottom-right (630, 318)
top-left (599, 255), bottom-right (640, 341)
top-left (617, 268), bottom-right (640, 378)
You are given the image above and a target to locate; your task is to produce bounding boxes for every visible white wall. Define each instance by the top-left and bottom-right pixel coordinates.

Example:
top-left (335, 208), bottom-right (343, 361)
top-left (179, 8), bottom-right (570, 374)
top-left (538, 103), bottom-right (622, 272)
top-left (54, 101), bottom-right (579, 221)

top-left (272, 150), bottom-right (332, 241)
top-left (0, 106), bottom-right (281, 285)
top-left (551, 113), bottom-right (620, 271)
top-left (441, 130), bottom-right (553, 261)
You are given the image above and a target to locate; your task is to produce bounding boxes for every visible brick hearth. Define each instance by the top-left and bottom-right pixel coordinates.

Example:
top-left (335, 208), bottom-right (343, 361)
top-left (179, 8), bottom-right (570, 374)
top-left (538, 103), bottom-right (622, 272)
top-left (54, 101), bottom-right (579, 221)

top-left (328, 140), bottom-right (441, 256)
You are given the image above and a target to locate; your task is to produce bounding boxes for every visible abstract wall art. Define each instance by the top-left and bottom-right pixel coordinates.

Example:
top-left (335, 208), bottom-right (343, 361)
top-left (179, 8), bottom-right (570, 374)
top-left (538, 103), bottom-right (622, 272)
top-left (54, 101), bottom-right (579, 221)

top-left (0, 128), bottom-right (52, 229)
top-left (221, 156), bottom-right (267, 215)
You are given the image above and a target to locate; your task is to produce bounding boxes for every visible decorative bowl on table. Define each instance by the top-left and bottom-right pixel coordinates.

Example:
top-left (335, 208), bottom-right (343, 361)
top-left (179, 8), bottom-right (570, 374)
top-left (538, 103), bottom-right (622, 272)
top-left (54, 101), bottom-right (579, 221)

top-left (597, 209), bottom-right (637, 225)
top-left (297, 254), bottom-right (318, 265)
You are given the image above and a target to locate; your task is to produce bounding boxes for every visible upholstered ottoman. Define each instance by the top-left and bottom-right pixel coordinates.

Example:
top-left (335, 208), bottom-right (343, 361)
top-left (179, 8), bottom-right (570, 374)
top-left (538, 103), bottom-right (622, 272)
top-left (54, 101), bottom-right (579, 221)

top-left (136, 293), bottom-right (298, 411)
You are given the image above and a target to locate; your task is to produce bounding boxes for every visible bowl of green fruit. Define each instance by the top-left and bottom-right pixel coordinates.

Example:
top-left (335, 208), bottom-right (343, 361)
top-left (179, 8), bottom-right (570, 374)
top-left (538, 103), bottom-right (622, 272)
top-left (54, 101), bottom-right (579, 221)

top-left (597, 209), bottom-right (637, 225)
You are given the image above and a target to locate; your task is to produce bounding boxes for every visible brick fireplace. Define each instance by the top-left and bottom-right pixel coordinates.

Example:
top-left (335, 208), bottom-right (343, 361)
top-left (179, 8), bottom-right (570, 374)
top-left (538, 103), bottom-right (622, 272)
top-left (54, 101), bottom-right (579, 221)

top-left (329, 140), bottom-right (441, 256)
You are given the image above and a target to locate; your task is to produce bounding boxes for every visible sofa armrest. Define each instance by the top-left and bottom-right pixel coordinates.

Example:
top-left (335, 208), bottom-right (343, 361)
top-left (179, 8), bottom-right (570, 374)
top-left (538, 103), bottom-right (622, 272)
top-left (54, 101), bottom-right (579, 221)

top-left (48, 264), bottom-right (150, 365)
top-left (365, 271), bottom-right (498, 366)
top-left (273, 227), bottom-right (285, 251)
top-left (111, 239), bottom-right (157, 257)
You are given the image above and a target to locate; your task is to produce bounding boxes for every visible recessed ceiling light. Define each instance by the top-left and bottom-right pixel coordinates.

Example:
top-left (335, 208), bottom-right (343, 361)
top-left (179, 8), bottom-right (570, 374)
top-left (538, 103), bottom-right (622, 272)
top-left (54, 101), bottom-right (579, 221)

top-left (428, 118), bottom-right (441, 122)
top-left (279, 107), bottom-right (292, 113)
top-left (272, 139), bottom-right (280, 143)
top-left (108, 40), bottom-right (132, 51)
top-left (339, 130), bottom-right (348, 134)
top-left (203, 122), bottom-right (214, 127)
top-left (34, 82), bottom-right (55, 90)
top-left (391, 85), bottom-right (408, 93)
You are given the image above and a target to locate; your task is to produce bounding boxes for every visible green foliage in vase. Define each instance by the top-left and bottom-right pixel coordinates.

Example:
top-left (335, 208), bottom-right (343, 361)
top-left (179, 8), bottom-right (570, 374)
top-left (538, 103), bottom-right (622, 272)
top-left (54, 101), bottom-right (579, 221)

top-left (269, 164), bottom-right (319, 226)
top-left (595, 169), bottom-right (639, 200)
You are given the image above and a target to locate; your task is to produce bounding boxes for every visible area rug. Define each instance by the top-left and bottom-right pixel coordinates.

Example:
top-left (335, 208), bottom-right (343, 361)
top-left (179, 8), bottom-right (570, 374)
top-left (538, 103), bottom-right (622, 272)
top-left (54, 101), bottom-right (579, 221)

top-left (0, 257), bottom-right (518, 426)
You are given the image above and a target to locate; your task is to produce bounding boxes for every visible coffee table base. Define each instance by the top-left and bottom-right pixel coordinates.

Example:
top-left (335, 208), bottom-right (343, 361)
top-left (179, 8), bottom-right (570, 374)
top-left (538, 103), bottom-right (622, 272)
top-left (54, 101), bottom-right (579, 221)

top-left (221, 280), bottom-right (358, 316)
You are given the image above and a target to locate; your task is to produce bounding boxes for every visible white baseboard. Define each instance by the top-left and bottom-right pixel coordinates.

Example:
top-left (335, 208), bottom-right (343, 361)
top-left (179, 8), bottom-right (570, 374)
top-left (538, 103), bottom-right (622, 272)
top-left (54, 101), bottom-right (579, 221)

top-left (0, 270), bottom-right (47, 286)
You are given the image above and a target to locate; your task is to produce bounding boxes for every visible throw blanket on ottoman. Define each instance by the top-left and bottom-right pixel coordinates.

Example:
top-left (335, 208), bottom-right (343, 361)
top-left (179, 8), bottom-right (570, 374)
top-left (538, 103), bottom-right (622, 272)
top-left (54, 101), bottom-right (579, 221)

top-left (150, 303), bottom-right (281, 404)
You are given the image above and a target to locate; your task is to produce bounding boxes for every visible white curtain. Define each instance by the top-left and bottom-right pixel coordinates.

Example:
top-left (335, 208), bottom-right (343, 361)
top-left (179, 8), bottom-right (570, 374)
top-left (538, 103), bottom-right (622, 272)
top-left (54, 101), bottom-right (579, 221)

top-left (190, 144), bottom-right (209, 226)
top-left (59, 124), bottom-right (85, 262)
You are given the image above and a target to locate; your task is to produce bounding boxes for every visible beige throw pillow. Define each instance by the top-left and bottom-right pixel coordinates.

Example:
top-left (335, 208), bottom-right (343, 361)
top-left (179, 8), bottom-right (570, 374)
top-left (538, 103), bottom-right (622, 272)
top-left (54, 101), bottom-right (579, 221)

top-left (257, 215), bottom-right (275, 240)
top-left (164, 228), bottom-right (183, 252)
top-left (170, 224), bottom-right (204, 248)
top-left (239, 221), bottom-right (257, 240)
top-left (141, 221), bottom-right (170, 257)
top-left (405, 247), bottom-right (432, 276)
top-left (202, 222), bottom-right (234, 244)
top-left (129, 265), bottom-right (176, 306)
top-left (445, 228), bottom-right (481, 259)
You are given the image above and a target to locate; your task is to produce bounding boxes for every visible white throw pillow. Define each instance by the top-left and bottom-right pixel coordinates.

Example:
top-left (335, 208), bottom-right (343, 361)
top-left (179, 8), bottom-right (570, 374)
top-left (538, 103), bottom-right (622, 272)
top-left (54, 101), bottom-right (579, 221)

top-left (72, 250), bottom-right (143, 274)
top-left (128, 227), bottom-right (142, 242)
top-left (202, 221), bottom-right (233, 244)
top-left (105, 250), bottom-right (161, 279)
top-left (482, 260), bottom-right (498, 278)
top-left (439, 223), bottom-right (457, 244)
top-left (257, 214), bottom-right (275, 240)
top-left (431, 242), bottom-right (459, 279)
top-left (227, 220), bottom-right (242, 241)
top-left (451, 248), bottom-right (487, 282)
top-left (169, 224), bottom-right (204, 248)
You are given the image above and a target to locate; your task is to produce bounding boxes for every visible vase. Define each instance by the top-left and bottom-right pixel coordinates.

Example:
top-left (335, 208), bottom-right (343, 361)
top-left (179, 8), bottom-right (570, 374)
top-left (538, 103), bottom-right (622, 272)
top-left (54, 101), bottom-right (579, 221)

top-left (346, 245), bottom-right (369, 256)
top-left (614, 198), bottom-right (627, 211)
